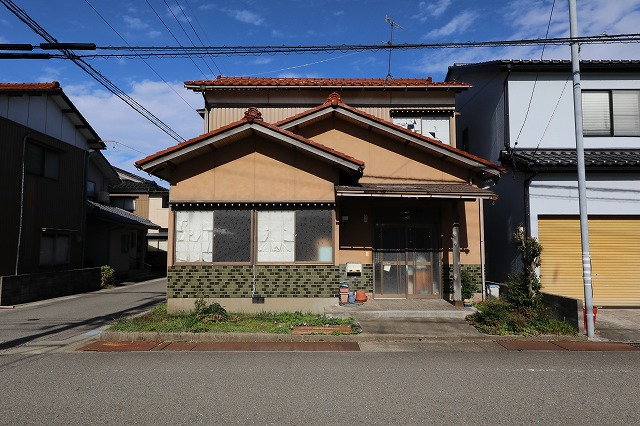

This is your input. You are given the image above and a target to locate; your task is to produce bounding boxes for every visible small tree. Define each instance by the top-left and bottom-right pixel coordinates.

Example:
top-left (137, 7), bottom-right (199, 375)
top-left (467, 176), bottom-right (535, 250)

top-left (505, 225), bottom-right (543, 311)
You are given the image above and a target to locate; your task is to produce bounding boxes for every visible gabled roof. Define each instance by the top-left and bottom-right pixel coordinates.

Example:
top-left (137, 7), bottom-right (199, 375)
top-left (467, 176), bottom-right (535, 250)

top-left (135, 107), bottom-right (365, 181)
top-left (111, 167), bottom-right (169, 193)
top-left (446, 59), bottom-right (640, 80)
top-left (87, 200), bottom-right (160, 229)
top-left (277, 93), bottom-right (503, 179)
top-left (0, 82), bottom-right (105, 149)
top-left (185, 76), bottom-right (472, 91)
top-left (503, 149), bottom-right (640, 171)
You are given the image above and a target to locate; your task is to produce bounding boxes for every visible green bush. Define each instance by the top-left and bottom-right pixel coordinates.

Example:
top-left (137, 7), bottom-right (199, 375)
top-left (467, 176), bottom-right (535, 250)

top-left (193, 298), bottom-right (229, 323)
top-left (466, 299), bottom-right (576, 336)
top-left (100, 265), bottom-right (115, 288)
top-left (461, 270), bottom-right (476, 300)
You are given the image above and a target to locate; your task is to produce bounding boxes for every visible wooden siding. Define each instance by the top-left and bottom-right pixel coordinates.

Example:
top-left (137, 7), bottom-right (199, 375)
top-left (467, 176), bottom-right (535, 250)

top-left (0, 116), bottom-right (86, 276)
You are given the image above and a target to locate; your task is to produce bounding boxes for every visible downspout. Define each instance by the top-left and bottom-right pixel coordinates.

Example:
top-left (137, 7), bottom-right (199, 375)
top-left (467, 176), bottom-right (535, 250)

top-left (16, 133), bottom-right (30, 275)
top-left (479, 198), bottom-right (486, 301)
top-left (523, 171), bottom-right (537, 236)
top-left (503, 65), bottom-right (512, 151)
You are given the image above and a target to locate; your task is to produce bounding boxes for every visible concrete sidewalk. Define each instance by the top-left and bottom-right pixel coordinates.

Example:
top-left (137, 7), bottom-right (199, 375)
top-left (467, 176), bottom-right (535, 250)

top-left (81, 299), bottom-right (640, 352)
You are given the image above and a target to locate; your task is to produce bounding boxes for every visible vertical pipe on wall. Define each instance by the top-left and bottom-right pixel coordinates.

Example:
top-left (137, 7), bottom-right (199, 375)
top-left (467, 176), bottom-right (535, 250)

top-left (479, 198), bottom-right (486, 301)
top-left (15, 133), bottom-right (30, 275)
top-left (452, 202), bottom-right (462, 303)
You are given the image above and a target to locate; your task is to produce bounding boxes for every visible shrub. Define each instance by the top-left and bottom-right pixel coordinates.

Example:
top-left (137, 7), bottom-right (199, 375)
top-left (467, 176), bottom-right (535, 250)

top-left (461, 270), bottom-right (476, 300)
top-left (466, 299), bottom-right (576, 336)
top-left (100, 265), bottom-right (115, 288)
top-left (193, 298), bottom-right (229, 323)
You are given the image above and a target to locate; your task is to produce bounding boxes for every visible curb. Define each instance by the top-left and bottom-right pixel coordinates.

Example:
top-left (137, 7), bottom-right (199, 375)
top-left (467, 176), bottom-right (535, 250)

top-left (98, 330), bottom-right (592, 344)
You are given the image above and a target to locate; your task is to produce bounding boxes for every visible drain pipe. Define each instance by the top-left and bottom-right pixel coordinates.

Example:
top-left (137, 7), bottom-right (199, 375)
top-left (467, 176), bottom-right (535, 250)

top-left (15, 133), bottom-right (30, 275)
top-left (479, 198), bottom-right (486, 300)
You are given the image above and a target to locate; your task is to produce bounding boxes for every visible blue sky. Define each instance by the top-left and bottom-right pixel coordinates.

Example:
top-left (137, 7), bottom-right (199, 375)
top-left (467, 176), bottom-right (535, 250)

top-left (2, 0), bottom-right (640, 180)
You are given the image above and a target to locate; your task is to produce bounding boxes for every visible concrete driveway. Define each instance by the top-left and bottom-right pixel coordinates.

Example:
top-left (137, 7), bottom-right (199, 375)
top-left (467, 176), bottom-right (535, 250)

top-left (595, 309), bottom-right (640, 342)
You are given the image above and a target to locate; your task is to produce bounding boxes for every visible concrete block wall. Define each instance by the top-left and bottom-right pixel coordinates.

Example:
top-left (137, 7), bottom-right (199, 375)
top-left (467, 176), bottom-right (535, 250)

top-left (0, 267), bottom-right (101, 305)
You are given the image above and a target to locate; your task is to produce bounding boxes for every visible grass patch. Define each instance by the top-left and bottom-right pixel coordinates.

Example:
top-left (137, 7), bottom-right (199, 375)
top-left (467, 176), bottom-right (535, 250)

top-left (109, 304), bottom-right (360, 334)
top-left (466, 299), bottom-right (577, 336)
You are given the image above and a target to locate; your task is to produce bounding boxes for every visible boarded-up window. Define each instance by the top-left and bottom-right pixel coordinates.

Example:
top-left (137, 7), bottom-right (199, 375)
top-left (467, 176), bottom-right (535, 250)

top-left (257, 211), bottom-right (295, 262)
top-left (175, 211), bottom-right (213, 262)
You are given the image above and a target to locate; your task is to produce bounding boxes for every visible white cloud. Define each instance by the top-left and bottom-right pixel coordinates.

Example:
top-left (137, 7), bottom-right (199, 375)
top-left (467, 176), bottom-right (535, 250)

top-left (147, 30), bottom-right (162, 38)
top-left (250, 57), bottom-right (274, 65)
top-left (228, 10), bottom-right (264, 26)
top-left (123, 15), bottom-right (149, 30)
top-left (334, 11), bottom-right (345, 16)
top-left (413, 0), bottom-right (452, 21)
top-left (64, 80), bottom-right (203, 176)
top-left (166, 4), bottom-right (191, 23)
top-left (424, 11), bottom-right (478, 39)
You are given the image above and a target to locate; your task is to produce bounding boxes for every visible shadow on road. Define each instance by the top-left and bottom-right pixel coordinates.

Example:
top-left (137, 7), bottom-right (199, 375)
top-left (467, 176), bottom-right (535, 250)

top-left (0, 296), bottom-right (163, 351)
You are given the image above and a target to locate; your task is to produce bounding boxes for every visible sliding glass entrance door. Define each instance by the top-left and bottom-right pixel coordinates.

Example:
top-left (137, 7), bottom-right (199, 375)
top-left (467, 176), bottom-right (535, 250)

top-left (374, 221), bottom-right (440, 298)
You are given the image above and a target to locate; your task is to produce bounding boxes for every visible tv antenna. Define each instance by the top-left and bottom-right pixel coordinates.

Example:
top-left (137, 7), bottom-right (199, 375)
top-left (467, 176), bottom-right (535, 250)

top-left (385, 15), bottom-right (404, 80)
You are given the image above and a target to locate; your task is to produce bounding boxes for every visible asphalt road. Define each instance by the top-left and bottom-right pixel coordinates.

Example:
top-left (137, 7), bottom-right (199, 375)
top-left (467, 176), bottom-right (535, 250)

top-left (0, 350), bottom-right (638, 425)
top-left (0, 278), bottom-right (166, 353)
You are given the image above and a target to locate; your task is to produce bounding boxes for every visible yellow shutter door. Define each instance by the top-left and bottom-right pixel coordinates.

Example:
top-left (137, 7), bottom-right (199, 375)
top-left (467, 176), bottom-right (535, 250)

top-left (538, 216), bottom-right (640, 306)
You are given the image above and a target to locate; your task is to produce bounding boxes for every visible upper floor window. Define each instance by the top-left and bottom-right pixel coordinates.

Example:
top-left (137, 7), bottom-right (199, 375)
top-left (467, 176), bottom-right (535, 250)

top-left (87, 180), bottom-right (96, 197)
top-left (583, 90), bottom-right (640, 136)
top-left (25, 142), bottom-right (60, 179)
top-left (392, 115), bottom-right (451, 145)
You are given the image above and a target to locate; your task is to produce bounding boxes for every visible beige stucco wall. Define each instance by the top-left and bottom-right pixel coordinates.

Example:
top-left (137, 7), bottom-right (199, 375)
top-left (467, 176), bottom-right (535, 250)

top-left (170, 135), bottom-right (338, 203)
top-left (148, 195), bottom-right (169, 229)
top-left (296, 118), bottom-right (470, 184)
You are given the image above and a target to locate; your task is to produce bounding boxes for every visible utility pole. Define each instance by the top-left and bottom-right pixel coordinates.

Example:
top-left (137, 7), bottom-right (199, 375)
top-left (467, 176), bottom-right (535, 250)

top-left (568, 0), bottom-right (595, 337)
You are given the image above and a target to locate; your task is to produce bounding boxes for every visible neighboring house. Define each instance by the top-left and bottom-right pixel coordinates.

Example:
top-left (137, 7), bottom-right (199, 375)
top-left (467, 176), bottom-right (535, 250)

top-left (109, 167), bottom-right (170, 270)
top-left (0, 82), bottom-right (156, 305)
top-left (446, 60), bottom-right (640, 306)
top-left (85, 157), bottom-right (160, 275)
top-left (136, 77), bottom-right (502, 313)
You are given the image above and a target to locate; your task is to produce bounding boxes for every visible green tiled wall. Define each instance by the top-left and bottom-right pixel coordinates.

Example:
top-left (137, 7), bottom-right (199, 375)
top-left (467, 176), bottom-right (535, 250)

top-left (442, 264), bottom-right (482, 295)
top-left (168, 264), bottom-right (374, 298)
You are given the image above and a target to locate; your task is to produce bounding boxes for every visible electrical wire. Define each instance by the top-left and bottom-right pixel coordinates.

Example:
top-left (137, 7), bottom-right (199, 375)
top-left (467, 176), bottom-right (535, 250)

top-left (0, 0), bottom-right (185, 142)
top-left (144, 0), bottom-right (208, 79)
top-left (49, 33), bottom-right (640, 59)
top-left (83, 0), bottom-right (198, 112)
top-left (513, 0), bottom-right (557, 150)
top-left (172, 0), bottom-right (222, 76)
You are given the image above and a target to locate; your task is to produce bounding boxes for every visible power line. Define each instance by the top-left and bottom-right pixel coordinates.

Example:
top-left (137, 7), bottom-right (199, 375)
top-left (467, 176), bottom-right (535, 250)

top-left (83, 0), bottom-right (197, 113)
top-left (144, 0), bottom-right (208, 79)
top-left (171, 0), bottom-right (222, 76)
top-left (42, 33), bottom-right (640, 59)
top-left (0, 0), bottom-right (185, 143)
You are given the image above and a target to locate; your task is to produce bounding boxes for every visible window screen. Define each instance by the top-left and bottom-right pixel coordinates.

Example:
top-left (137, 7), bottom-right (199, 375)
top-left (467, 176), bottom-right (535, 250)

top-left (213, 210), bottom-right (251, 262)
top-left (295, 210), bottom-right (333, 262)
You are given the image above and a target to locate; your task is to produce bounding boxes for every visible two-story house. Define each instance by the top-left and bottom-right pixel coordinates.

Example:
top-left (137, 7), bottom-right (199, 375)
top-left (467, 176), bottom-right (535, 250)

top-left (0, 82), bottom-right (157, 305)
top-left (136, 77), bottom-right (502, 313)
top-left (446, 60), bottom-right (640, 306)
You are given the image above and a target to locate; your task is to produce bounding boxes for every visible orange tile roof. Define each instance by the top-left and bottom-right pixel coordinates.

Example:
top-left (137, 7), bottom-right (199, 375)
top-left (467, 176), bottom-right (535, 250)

top-left (276, 92), bottom-right (503, 173)
top-left (185, 76), bottom-right (471, 88)
top-left (135, 107), bottom-right (365, 169)
top-left (0, 81), bottom-right (61, 92)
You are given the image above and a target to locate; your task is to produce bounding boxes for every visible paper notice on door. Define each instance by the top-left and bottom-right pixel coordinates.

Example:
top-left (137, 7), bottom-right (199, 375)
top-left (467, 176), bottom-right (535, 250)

top-left (383, 265), bottom-right (391, 272)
